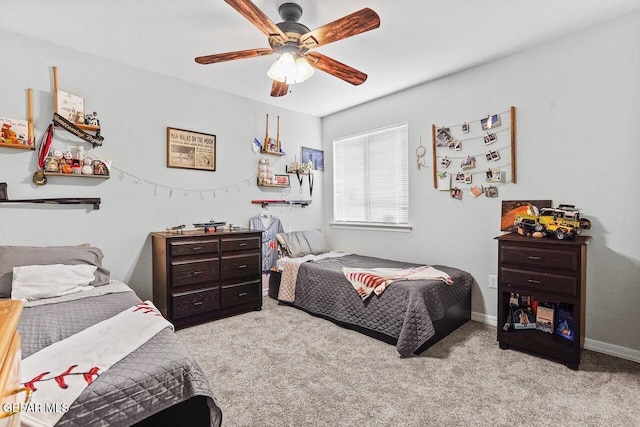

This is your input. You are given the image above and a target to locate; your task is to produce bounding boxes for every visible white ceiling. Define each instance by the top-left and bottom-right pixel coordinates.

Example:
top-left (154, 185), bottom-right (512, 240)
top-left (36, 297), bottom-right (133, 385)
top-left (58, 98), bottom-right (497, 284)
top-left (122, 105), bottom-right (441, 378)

top-left (5, 0), bottom-right (640, 117)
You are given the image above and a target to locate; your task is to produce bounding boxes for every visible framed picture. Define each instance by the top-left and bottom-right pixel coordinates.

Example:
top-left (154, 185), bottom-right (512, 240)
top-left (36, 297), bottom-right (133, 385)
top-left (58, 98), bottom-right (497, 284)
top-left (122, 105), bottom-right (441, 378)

top-left (274, 174), bottom-right (290, 186)
top-left (56, 90), bottom-right (84, 123)
top-left (167, 127), bottom-right (216, 171)
top-left (301, 146), bottom-right (324, 171)
top-left (500, 200), bottom-right (552, 232)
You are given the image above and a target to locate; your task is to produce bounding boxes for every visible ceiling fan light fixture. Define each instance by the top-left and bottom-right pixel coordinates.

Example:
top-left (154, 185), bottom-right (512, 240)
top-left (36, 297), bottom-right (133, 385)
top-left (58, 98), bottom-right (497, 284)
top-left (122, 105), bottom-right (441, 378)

top-left (267, 52), bottom-right (314, 84)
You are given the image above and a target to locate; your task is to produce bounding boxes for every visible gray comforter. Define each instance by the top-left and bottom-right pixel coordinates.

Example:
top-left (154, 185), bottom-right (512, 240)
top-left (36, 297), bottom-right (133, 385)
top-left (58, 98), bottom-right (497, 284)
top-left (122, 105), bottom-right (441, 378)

top-left (292, 254), bottom-right (473, 357)
top-left (17, 290), bottom-right (222, 427)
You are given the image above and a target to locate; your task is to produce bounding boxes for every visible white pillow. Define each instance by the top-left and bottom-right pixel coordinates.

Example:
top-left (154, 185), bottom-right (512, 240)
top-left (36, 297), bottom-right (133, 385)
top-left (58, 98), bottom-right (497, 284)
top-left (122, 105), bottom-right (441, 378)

top-left (11, 264), bottom-right (97, 301)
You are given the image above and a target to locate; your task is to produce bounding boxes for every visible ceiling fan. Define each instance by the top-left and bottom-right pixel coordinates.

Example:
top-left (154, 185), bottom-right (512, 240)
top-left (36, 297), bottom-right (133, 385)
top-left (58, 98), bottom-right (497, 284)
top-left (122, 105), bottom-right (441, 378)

top-left (195, 0), bottom-right (380, 97)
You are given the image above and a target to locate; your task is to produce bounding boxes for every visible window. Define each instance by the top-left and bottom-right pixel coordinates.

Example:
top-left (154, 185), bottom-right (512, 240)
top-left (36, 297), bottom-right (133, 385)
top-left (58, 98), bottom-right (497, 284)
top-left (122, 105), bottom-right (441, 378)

top-left (333, 122), bottom-right (409, 229)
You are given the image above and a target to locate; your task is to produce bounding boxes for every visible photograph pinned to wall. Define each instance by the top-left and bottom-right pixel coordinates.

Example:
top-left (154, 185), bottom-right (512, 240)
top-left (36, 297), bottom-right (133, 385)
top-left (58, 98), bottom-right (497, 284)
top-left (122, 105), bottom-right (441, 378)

top-left (455, 172), bottom-right (472, 184)
top-left (461, 155), bottom-right (476, 170)
top-left (461, 122), bottom-right (469, 133)
top-left (453, 139), bottom-right (462, 151)
top-left (483, 132), bottom-right (497, 145)
top-left (167, 127), bottom-right (216, 171)
top-left (450, 187), bottom-right (463, 200)
top-left (486, 150), bottom-right (500, 162)
top-left (440, 156), bottom-right (451, 169)
top-left (484, 186), bottom-right (499, 198)
top-left (481, 114), bottom-right (501, 130)
top-left (436, 127), bottom-right (453, 146)
top-left (485, 168), bottom-right (504, 183)
top-left (470, 186), bottom-right (483, 198)
top-left (500, 200), bottom-right (552, 232)
top-left (437, 171), bottom-right (451, 191)
top-left (0, 117), bottom-right (30, 145)
top-left (301, 146), bottom-right (324, 171)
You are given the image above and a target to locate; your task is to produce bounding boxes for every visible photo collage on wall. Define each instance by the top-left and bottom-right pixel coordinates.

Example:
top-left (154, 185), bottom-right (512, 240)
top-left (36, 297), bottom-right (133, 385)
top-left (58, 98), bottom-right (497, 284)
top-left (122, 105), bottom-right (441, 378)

top-left (433, 108), bottom-right (515, 201)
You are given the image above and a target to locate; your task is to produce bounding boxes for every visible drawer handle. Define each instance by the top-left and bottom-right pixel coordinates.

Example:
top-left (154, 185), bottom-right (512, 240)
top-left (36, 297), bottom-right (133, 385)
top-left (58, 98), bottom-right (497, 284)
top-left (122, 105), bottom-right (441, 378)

top-left (191, 270), bottom-right (203, 276)
top-left (193, 301), bottom-right (204, 306)
top-left (528, 256), bottom-right (542, 260)
top-left (238, 242), bottom-right (247, 247)
top-left (191, 246), bottom-right (203, 251)
top-left (238, 292), bottom-right (247, 297)
top-left (528, 279), bottom-right (542, 284)
top-left (237, 264), bottom-right (247, 269)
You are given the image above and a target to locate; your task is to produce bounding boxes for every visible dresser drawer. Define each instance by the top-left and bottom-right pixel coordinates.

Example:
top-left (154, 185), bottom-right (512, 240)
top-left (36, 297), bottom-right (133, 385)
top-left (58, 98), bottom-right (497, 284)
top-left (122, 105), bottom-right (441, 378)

top-left (171, 258), bottom-right (219, 287)
top-left (169, 240), bottom-right (219, 257)
top-left (221, 253), bottom-right (260, 280)
top-left (171, 287), bottom-right (220, 319)
top-left (501, 267), bottom-right (578, 297)
top-left (220, 237), bottom-right (260, 253)
top-left (500, 244), bottom-right (578, 272)
top-left (221, 281), bottom-right (261, 308)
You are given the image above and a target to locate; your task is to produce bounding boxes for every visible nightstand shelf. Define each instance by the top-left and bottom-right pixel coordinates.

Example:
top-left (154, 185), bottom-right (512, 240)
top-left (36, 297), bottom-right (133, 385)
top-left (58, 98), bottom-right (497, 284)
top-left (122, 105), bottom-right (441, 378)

top-left (495, 233), bottom-right (590, 370)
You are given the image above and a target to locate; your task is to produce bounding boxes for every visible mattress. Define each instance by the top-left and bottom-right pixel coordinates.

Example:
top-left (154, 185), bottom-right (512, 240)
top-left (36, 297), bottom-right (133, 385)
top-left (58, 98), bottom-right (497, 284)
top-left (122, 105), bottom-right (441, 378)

top-left (17, 284), bottom-right (222, 427)
top-left (291, 254), bottom-right (473, 357)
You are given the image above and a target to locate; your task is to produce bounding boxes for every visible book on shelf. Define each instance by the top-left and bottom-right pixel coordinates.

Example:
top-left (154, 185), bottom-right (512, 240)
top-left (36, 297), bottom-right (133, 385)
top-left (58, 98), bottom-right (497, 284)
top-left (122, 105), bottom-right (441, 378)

top-left (512, 307), bottom-right (536, 330)
top-left (536, 304), bottom-right (555, 333)
top-left (555, 307), bottom-right (574, 341)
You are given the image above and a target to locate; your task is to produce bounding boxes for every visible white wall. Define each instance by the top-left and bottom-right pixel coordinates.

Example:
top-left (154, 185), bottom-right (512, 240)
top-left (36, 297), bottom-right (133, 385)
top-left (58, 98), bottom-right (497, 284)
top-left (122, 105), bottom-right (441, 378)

top-left (322, 11), bottom-right (640, 354)
top-left (0, 30), bottom-right (323, 301)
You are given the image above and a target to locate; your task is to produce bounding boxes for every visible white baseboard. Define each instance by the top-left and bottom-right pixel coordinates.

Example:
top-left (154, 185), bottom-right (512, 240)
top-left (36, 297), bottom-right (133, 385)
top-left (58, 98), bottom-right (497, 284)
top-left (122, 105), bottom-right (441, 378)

top-left (471, 310), bottom-right (640, 364)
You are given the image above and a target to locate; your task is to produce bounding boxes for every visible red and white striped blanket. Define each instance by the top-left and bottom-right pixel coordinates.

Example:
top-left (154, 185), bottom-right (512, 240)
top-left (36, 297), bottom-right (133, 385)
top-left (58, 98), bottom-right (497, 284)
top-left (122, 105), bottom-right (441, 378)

top-left (342, 265), bottom-right (453, 300)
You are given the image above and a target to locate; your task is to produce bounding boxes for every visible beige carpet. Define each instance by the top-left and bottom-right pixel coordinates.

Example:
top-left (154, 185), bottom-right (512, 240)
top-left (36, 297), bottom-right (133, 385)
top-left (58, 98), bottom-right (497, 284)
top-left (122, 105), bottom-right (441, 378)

top-left (177, 298), bottom-right (640, 427)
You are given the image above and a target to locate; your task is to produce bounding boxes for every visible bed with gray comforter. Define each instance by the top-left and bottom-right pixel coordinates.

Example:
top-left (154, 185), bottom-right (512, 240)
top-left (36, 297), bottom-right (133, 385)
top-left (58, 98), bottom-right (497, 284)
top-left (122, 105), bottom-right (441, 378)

top-left (17, 287), bottom-right (222, 427)
top-left (290, 254), bottom-right (474, 357)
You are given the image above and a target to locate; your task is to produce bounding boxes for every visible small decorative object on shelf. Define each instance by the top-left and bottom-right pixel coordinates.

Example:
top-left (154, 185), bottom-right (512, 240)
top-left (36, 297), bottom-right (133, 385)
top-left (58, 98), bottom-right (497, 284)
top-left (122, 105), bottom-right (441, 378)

top-left (0, 89), bottom-right (35, 150)
top-left (0, 182), bottom-right (7, 200)
top-left (514, 203), bottom-right (591, 240)
top-left (261, 114), bottom-right (285, 155)
top-left (52, 67), bottom-right (104, 147)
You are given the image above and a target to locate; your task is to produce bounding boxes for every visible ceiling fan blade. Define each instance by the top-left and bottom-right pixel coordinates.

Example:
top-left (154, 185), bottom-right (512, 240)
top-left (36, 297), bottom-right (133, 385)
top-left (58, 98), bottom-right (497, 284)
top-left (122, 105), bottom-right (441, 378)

top-left (225, 0), bottom-right (288, 45)
top-left (195, 48), bottom-right (274, 64)
top-left (306, 52), bottom-right (367, 86)
top-left (271, 80), bottom-right (289, 97)
top-left (300, 8), bottom-right (380, 49)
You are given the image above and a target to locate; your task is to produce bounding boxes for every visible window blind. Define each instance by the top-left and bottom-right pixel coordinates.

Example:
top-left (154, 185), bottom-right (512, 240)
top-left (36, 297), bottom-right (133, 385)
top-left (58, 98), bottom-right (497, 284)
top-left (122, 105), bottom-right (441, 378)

top-left (333, 122), bottom-right (409, 225)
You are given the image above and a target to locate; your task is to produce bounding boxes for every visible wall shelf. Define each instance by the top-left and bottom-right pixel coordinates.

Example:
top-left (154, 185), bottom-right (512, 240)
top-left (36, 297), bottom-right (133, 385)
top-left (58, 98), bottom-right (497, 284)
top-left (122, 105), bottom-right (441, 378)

top-left (251, 199), bottom-right (311, 208)
top-left (0, 197), bottom-right (101, 210)
top-left (0, 142), bottom-right (34, 151)
top-left (43, 171), bottom-right (110, 180)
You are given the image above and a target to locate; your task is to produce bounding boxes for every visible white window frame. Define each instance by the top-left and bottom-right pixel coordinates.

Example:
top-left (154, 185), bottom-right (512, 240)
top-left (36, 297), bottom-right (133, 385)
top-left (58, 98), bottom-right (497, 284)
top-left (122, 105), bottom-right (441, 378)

top-left (331, 122), bottom-right (411, 232)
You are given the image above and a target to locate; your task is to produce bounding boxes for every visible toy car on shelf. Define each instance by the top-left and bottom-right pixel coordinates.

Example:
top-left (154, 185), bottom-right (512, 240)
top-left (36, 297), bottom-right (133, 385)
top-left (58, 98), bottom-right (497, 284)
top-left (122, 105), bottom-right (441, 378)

top-left (514, 204), bottom-right (591, 240)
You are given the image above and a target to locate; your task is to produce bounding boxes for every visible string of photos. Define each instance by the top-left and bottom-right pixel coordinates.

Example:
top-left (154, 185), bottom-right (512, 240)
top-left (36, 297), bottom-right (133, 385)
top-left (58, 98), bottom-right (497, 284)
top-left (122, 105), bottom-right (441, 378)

top-left (432, 106), bottom-right (516, 200)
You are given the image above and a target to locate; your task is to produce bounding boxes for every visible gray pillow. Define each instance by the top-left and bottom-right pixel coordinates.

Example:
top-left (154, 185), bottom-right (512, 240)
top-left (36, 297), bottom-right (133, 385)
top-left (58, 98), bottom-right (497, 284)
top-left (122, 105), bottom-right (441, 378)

top-left (0, 245), bottom-right (111, 297)
top-left (276, 230), bottom-right (329, 258)
top-left (302, 230), bottom-right (329, 255)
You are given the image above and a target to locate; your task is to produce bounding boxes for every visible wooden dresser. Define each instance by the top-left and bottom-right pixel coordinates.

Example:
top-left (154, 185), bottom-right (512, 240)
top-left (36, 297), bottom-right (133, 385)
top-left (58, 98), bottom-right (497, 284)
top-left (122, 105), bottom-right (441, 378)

top-left (0, 300), bottom-right (24, 427)
top-left (496, 233), bottom-right (590, 369)
top-left (152, 229), bottom-right (263, 329)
